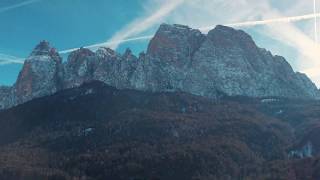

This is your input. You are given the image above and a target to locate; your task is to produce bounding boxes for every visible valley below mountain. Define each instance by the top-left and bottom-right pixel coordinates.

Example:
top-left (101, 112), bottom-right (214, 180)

top-left (0, 81), bottom-right (320, 179)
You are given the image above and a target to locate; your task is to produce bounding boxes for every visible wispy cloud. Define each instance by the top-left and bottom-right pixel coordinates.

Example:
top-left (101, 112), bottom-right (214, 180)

top-left (103, 0), bottom-right (320, 85)
top-left (59, 0), bottom-right (186, 53)
top-left (106, 0), bottom-right (186, 49)
top-left (0, 53), bottom-right (24, 65)
top-left (61, 12), bottom-right (320, 54)
top-left (200, 13), bottom-right (320, 32)
top-left (0, 0), bottom-right (41, 13)
top-left (60, 35), bottom-right (154, 54)
top-left (0, 0), bottom-right (42, 65)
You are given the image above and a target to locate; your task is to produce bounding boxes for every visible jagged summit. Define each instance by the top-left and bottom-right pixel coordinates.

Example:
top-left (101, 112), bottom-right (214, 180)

top-left (71, 47), bottom-right (95, 56)
top-left (67, 47), bottom-right (95, 64)
top-left (31, 40), bottom-right (51, 55)
top-left (29, 40), bottom-right (61, 62)
top-left (211, 25), bottom-right (251, 37)
top-left (208, 25), bottom-right (257, 48)
top-left (96, 47), bottom-right (118, 58)
top-left (0, 24), bottom-right (319, 110)
top-left (147, 23), bottom-right (205, 63)
top-left (122, 48), bottom-right (138, 60)
top-left (157, 23), bottom-right (193, 32)
top-left (123, 48), bottom-right (132, 55)
top-left (14, 40), bottom-right (64, 105)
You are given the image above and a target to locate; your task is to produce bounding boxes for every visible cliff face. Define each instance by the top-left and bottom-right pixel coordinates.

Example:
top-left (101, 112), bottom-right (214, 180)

top-left (63, 47), bottom-right (96, 89)
top-left (13, 41), bottom-right (64, 105)
top-left (183, 25), bottom-right (319, 98)
top-left (0, 24), bottom-right (319, 110)
top-left (135, 24), bottom-right (319, 98)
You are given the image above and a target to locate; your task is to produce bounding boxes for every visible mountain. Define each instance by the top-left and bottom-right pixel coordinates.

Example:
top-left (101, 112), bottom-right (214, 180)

top-left (0, 41), bottom-right (64, 110)
top-left (14, 41), bottom-right (64, 104)
top-left (0, 81), bottom-right (319, 179)
top-left (0, 24), bottom-right (319, 110)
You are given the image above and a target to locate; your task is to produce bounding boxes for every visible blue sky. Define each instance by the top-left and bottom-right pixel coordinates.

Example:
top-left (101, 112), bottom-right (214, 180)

top-left (0, 0), bottom-right (319, 86)
top-left (0, 0), bottom-right (149, 55)
top-left (0, 0), bottom-right (149, 85)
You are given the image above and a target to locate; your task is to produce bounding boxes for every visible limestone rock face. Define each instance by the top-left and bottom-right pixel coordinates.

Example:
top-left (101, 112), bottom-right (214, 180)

top-left (183, 25), bottom-right (318, 98)
top-left (138, 24), bottom-right (206, 92)
top-left (132, 24), bottom-right (319, 99)
top-left (295, 72), bottom-right (320, 98)
top-left (147, 24), bottom-right (206, 64)
top-left (63, 48), bottom-right (96, 89)
top-left (0, 24), bottom-right (319, 110)
top-left (92, 47), bottom-right (139, 89)
top-left (4, 41), bottom-right (64, 109)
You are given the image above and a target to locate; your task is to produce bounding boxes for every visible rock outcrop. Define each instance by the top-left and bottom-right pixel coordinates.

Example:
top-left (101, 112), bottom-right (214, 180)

top-left (63, 47), bottom-right (96, 89)
top-left (92, 47), bottom-right (139, 89)
top-left (0, 24), bottom-right (319, 110)
top-left (13, 41), bottom-right (64, 105)
top-left (131, 24), bottom-right (319, 98)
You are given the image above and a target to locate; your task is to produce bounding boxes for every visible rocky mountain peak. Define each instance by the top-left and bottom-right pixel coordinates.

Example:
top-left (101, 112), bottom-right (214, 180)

top-left (203, 25), bottom-right (273, 73)
top-left (0, 24), bottom-right (319, 110)
top-left (67, 48), bottom-right (95, 64)
top-left (30, 40), bottom-right (61, 63)
top-left (96, 47), bottom-right (118, 59)
top-left (147, 23), bottom-right (205, 63)
top-left (13, 41), bottom-right (63, 105)
top-left (122, 48), bottom-right (138, 61)
top-left (31, 40), bottom-right (51, 54)
top-left (158, 23), bottom-right (192, 33)
top-left (123, 48), bottom-right (132, 57)
top-left (207, 25), bottom-right (257, 49)
top-left (64, 48), bottom-right (97, 89)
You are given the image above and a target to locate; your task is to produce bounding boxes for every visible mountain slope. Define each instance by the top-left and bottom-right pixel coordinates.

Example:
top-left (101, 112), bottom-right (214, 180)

top-left (0, 82), bottom-right (290, 180)
top-left (0, 81), bottom-right (319, 179)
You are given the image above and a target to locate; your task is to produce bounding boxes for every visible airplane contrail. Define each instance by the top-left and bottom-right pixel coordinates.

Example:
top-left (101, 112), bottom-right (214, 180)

top-left (106, 0), bottom-right (186, 50)
top-left (201, 13), bottom-right (320, 32)
top-left (0, 36), bottom-right (154, 65)
top-left (3, 12), bottom-right (320, 64)
top-left (0, 0), bottom-right (41, 13)
top-left (59, 35), bottom-right (154, 54)
top-left (59, 13), bottom-right (320, 54)
top-left (0, 54), bottom-right (24, 65)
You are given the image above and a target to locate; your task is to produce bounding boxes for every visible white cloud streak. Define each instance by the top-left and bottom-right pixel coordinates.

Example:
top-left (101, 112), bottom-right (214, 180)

top-left (0, 0), bottom-right (41, 13)
top-left (200, 13), bottom-right (320, 32)
top-left (59, 35), bottom-right (154, 54)
top-left (0, 53), bottom-right (24, 65)
top-left (59, 0), bottom-right (186, 54)
top-left (105, 0), bottom-right (186, 49)
top-left (60, 12), bottom-right (320, 54)
top-left (0, 0), bottom-right (42, 65)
